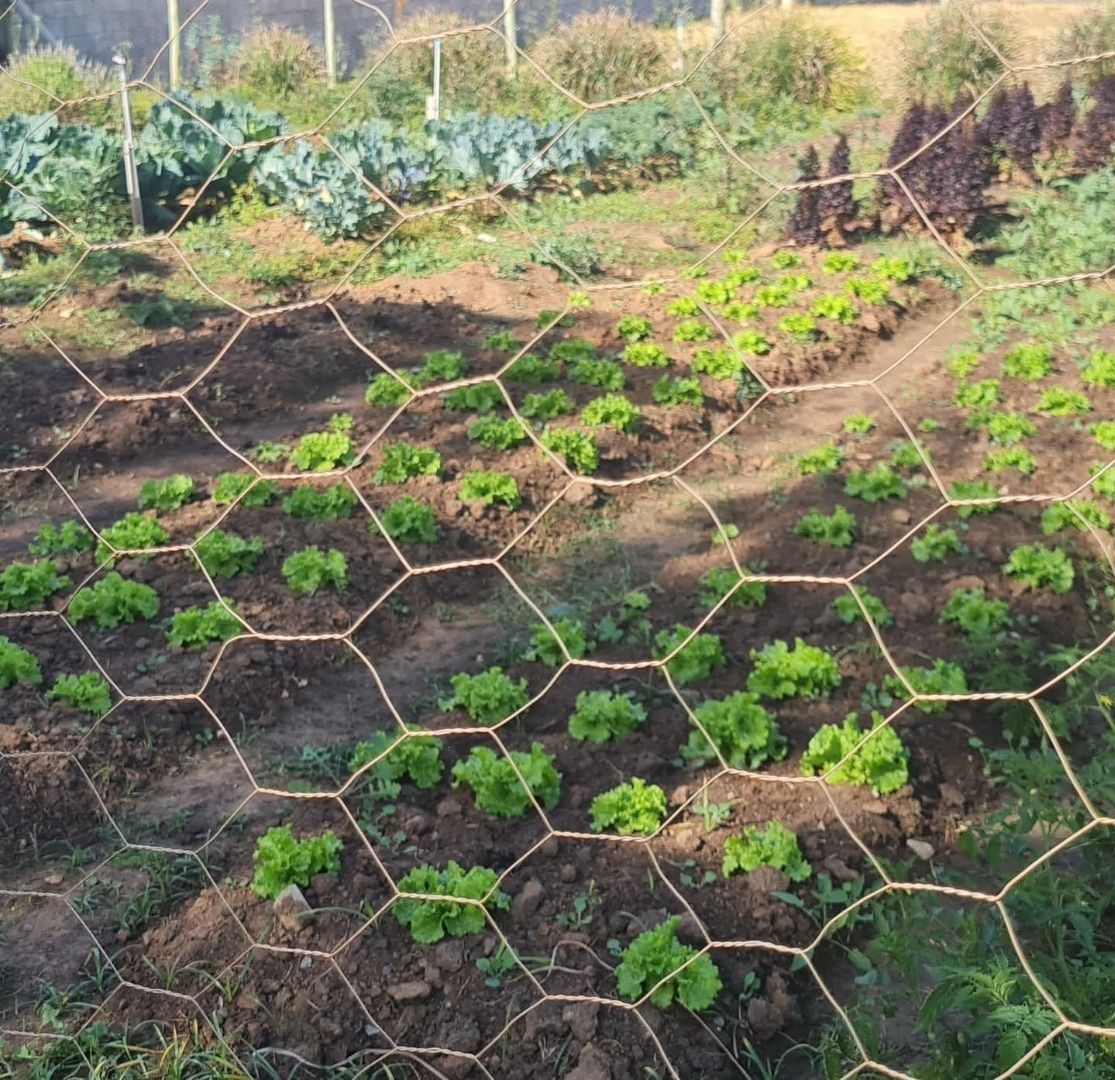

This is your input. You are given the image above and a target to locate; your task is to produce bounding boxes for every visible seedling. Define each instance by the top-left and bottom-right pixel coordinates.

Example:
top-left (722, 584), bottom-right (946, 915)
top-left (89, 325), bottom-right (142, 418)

top-left (451, 743), bottom-right (561, 818)
top-left (365, 373), bottom-right (413, 407)
top-left (444, 383), bottom-right (505, 414)
top-left (941, 588), bottom-right (1011, 636)
top-left (590, 777), bottom-right (667, 836)
top-left (843, 414), bottom-right (875, 436)
top-left (0, 560), bottom-right (70, 612)
top-left (167, 600), bottom-right (241, 648)
top-left (795, 443), bottom-right (844, 476)
top-left (282, 484), bottom-right (358, 520)
top-left (624, 343), bottom-right (671, 368)
top-left (910, 524), bottom-right (967, 563)
top-left (0, 636), bottom-right (42, 689)
top-left (1003, 544), bottom-right (1074, 593)
top-left (540, 427), bottom-right (599, 474)
top-left (212, 474), bottom-right (280, 508)
top-left (800, 712), bottom-right (908, 795)
top-left (68, 573), bottom-right (159, 629)
top-left (679, 691), bottom-right (786, 769)
top-left (568, 689), bottom-right (646, 742)
top-left (137, 474), bottom-right (194, 513)
top-left (615, 917), bottom-right (722, 1011)
top-left (653, 375), bottom-right (704, 406)
top-left (673, 318), bottom-right (715, 344)
top-left (616, 314), bottom-right (653, 343)
top-left (506, 355), bottom-right (561, 384)
top-left (251, 825), bottom-right (342, 900)
top-left (28, 521), bottom-right (94, 557)
top-left (373, 444), bottom-right (441, 485)
top-left (794, 506), bottom-right (856, 548)
top-left (459, 471), bottom-right (521, 508)
top-left (1002, 342), bottom-right (1053, 380)
top-left (698, 566), bottom-right (766, 610)
top-left (394, 862), bottom-right (509, 943)
top-left (521, 389), bottom-right (574, 420)
top-left (883, 660), bottom-right (968, 714)
top-left (747, 638), bottom-right (841, 700)
top-left (439, 668), bottom-right (528, 724)
top-left (281, 547), bottom-right (348, 594)
top-left (653, 625), bottom-right (726, 686)
top-left (581, 393), bottom-right (641, 433)
top-left (194, 529), bottom-right (263, 578)
top-left (523, 617), bottom-right (594, 665)
top-left (47, 672), bottom-right (112, 716)
top-left (373, 496), bottom-right (439, 544)
top-left (467, 417), bottom-right (527, 451)
top-left (832, 586), bottom-right (893, 627)
top-left (722, 821), bottom-right (810, 882)
top-left (570, 357), bottom-right (625, 390)
top-left (844, 463), bottom-right (908, 503)
top-left (289, 430), bottom-right (354, 472)
top-left (96, 513), bottom-right (169, 562)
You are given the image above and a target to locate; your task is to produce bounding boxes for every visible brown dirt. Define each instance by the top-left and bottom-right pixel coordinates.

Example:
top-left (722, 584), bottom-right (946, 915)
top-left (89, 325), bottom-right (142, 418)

top-left (0, 242), bottom-right (1110, 1079)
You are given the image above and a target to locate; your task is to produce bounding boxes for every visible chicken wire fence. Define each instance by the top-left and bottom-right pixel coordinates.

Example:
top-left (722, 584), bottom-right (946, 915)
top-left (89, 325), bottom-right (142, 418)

top-left (1, 0), bottom-right (1114, 1077)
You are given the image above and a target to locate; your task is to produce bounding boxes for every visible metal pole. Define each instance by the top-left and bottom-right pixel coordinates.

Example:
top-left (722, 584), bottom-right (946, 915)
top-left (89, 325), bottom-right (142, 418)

top-left (503, 3), bottom-right (518, 77)
top-left (710, 0), bottom-right (724, 43)
top-left (323, 0), bottom-right (337, 87)
top-left (675, 14), bottom-right (685, 73)
top-left (432, 37), bottom-right (441, 122)
top-left (114, 55), bottom-right (144, 232)
top-left (167, 0), bottom-right (181, 91)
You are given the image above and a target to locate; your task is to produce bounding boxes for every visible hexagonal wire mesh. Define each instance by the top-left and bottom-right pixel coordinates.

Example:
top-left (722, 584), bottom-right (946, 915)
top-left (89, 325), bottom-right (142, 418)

top-left (1, 0), bottom-right (1114, 1076)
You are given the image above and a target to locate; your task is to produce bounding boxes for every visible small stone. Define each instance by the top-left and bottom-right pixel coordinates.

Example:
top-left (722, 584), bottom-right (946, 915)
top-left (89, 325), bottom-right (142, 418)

top-left (907, 838), bottom-right (935, 861)
top-left (433, 939), bottom-right (464, 973)
top-left (273, 883), bottom-right (314, 933)
top-left (385, 980), bottom-right (432, 1003)
top-left (822, 855), bottom-right (859, 883)
top-left (938, 782), bottom-right (965, 808)
top-left (43, 872), bottom-right (63, 887)
top-left (308, 872), bottom-right (336, 899)
top-left (437, 797), bottom-right (463, 818)
top-left (403, 812), bottom-right (432, 836)
top-left (562, 1001), bottom-right (599, 1043)
top-left (512, 879), bottom-right (544, 926)
top-left (566, 1044), bottom-right (612, 1080)
top-left (560, 864), bottom-right (578, 884)
top-left (675, 911), bottom-right (705, 946)
top-left (539, 835), bottom-right (560, 859)
top-left (890, 507), bottom-right (912, 525)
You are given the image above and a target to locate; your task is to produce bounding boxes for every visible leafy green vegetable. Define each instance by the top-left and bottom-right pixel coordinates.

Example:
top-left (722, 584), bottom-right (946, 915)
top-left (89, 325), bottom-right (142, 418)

top-left (1001, 342), bottom-right (1053, 381)
top-left (987, 412), bottom-right (1037, 446)
top-left (212, 474), bottom-right (279, 507)
top-left (28, 520), bottom-right (94, 557)
top-left (365, 373), bottom-right (413, 407)
top-left (68, 573), bottom-right (159, 629)
top-left (653, 375), bottom-right (704, 406)
top-left (394, 862), bottom-right (509, 944)
top-left (506, 354), bottom-right (561, 384)
top-left (832, 586), bottom-right (893, 627)
top-left (570, 357), bottom-right (625, 390)
top-left (568, 690), bottom-right (646, 742)
top-left (251, 825), bottom-right (343, 900)
top-left (732, 329), bottom-right (771, 356)
top-left (949, 479), bottom-right (1000, 517)
top-left (0, 636), bottom-right (42, 689)
top-left (983, 447), bottom-right (1036, 475)
top-left (0, 560), bottom-right (70, 611)
top-left (282, 483), bottom-right (358, 519)
top-left (590, 777), bottom-right (667, 836)
top-left (520, 389), bottom-right (574, 420)
top-left (812, 294), bottom-right (857, 325)
top-left (444, 382), bottom-right (504, 414)
top-left (349, 730), bottom-right (444, 796)
top-left (523, 618), bottom-right (594, 665)
top-left (137, 474), bottom-right (195, 513)
top-left (96, 513), bottom-right (169, 562)
top-left (941, 588), bottom-right (1010, 636)
top-left (698, 566), bottom-right (766, 610)
top-left (374, 496), bottom-right (439, 544)
top-left (653, 625), bottom-right (726, 686)
top-left (1082, 349), bottom-right (1115, 388)
top-left (581, 393), bottom-right (641, 433)
top-left (795, 444), bottom-right (844, 476)
top-left (800, 712), bottom-right (908, 795)
top-left (747, 638), bottom-right (841, 700)
top-left (1040, 499), bottom-right (1112, 535)
top-left (794, 506), bottom-right (856, 547)
top-left (1035, 387), bottom-right (1090, 417)
top-left (778, 312), bottom-right (818, 341)
top-left (1090, 421), bottom-right (1115, 451)
top-left (616, 314), bottom-right (653, 343)
top-left (674, 318), bottom-right (714, 343)
top-left (289, 431), bottom-right (354, 472)
top-left (451, 743), bottom-right (561, 818)
top-left (615, 917), bottom-right (722, 1011)
top-left (954, 379), bottom-right (1002, 410)
top-left (680, 691), bottom-right (786, 769)
top-left (467, 416), bottom-right (527, 451)
top-left (483, 330), bottom-right (520, 352)
top-left (194, 529), bottom-right (263, 578)
top-left (167, 599), bottom-right (241, 647)
top-left (541, 427), bottom-right (599, 474)
top-left (884, 660), bottom-right (968, 714)
top-left (723, 821), bottom-right (810, 882)
top-left (910, 524), bottom-right (967, 563)
top-left (412, 350), bottom-right (467, 387)
top-left (373, 444), bottom-right (441, 485)
top-left (844, 463), bottom-right (908, 503)
top-left (625, 342), bottom-right (671, 368)
top-left (459, 471), bottom-right (520, 508)
top-left (1003, 543), bottom-right (1074, 593)
top-left (440, 667), bottom-right (528, 724)
top-left (281, 546), bottom-right (348, 594)
top-left (692, 346), bottom-right (744, 380)
top-left (843, 414), bottom-right (875, 435)
top-left (46, 672), bottom-right (112, 716)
